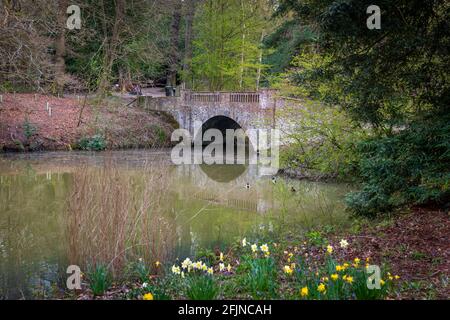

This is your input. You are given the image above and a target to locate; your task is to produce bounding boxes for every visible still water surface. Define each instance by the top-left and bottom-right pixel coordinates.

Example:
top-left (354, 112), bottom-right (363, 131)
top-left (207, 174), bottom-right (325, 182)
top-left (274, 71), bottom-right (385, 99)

top-left (0, 150), bottom-right (352, 299)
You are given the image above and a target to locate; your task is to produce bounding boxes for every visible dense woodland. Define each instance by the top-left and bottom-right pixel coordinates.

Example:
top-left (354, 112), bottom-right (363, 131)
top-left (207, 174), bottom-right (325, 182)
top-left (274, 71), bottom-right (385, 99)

top-left (0, 0), bottom-right (449, 217)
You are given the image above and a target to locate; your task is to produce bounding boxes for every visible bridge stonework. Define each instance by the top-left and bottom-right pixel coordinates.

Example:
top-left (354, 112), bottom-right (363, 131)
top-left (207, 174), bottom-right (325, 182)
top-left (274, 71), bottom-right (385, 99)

top-left (137, 89), bottom-right (293, 149)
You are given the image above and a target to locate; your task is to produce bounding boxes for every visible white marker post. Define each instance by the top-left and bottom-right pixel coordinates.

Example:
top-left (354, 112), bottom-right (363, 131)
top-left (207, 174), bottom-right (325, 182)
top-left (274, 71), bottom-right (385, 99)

top-left (46, 102), bottom-right (49, 111)
top-left (49, 105), bottom-right (52, 117)
top-left (0, 95), bottom-right (3, 103)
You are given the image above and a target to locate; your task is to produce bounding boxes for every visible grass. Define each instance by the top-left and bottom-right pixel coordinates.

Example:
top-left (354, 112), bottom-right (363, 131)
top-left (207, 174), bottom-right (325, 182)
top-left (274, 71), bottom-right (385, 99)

top-left (66, 163), bottom-right (174, 275)
top-left (87, 264), bottom-right (112, 296)
top-left (184, 275), bottom-right (220, 300)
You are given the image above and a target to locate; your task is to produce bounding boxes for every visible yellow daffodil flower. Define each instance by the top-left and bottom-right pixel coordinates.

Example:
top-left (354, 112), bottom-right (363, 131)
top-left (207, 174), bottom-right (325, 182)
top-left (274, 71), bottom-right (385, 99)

top-left (300, 287), bottom-right (309, 297)
top-left (317, 283), bottom-right (326, 293)
top-left (143, 293), bottom-right (154, 300)
top-left (283, 266), bottom-right (293, 275)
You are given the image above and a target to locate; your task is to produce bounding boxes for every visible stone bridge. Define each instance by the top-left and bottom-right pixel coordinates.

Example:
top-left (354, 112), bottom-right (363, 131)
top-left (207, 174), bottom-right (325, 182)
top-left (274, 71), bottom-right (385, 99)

top-left (138, 89), bottom-right (295, 150)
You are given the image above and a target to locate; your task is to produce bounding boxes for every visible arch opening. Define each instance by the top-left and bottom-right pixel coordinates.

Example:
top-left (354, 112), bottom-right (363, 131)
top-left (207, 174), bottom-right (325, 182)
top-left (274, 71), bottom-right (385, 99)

top-left (198, 116), bottom-right (253, 150)
top-left (195, 115), bottom-right (253, 171)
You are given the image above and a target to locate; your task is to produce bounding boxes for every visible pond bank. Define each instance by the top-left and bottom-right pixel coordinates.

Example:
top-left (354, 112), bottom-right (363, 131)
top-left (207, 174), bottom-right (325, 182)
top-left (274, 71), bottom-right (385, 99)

top-left (63, 207), bottom-right (449, 300)
top-left (0, 93), bottom-right (177, 152)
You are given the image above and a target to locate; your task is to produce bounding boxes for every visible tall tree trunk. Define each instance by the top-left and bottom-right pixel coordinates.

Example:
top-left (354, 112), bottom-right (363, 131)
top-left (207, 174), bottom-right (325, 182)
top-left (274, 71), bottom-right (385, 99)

top-left (183, 0), bottom-right (196, 89)
top-left (167, 3), bottom-right (181, 88)
top-left (239, 0), bottom-right (246, 90)
top-left (256, 31), bottom-right (265, 91)
top-left (98, 0), bottom-right (125, 95)
top-left (55, 0), bottom-right (68, 95)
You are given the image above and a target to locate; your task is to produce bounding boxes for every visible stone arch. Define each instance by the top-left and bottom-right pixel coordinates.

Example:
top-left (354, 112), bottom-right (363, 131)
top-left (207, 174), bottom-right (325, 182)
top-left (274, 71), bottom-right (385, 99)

top-left (194, 115), bottom-right (256, 151)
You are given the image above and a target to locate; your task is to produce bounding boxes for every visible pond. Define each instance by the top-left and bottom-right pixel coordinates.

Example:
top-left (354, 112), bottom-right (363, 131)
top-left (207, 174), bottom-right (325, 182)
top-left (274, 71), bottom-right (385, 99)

top-left (0, 150), bottom-right (352, 299)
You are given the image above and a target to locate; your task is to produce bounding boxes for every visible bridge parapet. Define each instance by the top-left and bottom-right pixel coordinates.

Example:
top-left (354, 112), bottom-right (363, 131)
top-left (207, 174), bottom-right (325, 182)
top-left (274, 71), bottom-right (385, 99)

top-left (180, 89), bottom-right (278, 110)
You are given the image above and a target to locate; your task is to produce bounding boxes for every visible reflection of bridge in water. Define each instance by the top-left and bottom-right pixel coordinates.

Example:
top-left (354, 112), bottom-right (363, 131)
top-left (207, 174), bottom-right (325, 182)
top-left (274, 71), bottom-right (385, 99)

top-left (174, 163), bottom-right (275, 214)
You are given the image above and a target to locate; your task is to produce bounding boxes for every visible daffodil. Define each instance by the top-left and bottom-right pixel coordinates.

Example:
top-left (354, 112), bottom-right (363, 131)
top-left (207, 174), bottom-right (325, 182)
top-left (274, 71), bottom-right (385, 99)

top-left (395, 275), bottom-right (400, 280)
top-left (300, 287), bottom-right (309, 297)
top-left (181, 258), bottom-right (192, 270)
top-left (227, 264), bottom-right (232, 272)
top-left (155, 261), bottom-right (161, 268)
top-left (283, 266), bottom-right (293, 275)
top-left (207, 267), bottom-right (214, 275)
top-left (354, 258), bottom-right (361, 265)
top-left (242, 238), bottom-right (247, 247)
top-left (251, 244), bottom-right (258, 253)
top-left (336, 265), bottom-right (343, 272)
top-left (219, 263), bottom-right (225, 271)
top-left (193, 261), bottom-right (203, 270)
top-left (317, 283), bottom-right (326, 293)
top-left (260, 244), bottom-right (269, 253)
top-left (331, 274), bottom-right (339, 281)
top-left (380, 279), bottom-right (385, 286)
top-left (142, 282), bottom-right (148, 288)
top-left (143, 293), bottom-right (154, 300)
top-left (219, 252), bottom-right (224, 262)
top-left (326, 245), bottom-right (333, 254)
top-left (345, 276), bottom-right (354, 284)
top-left (340, 239), bottom-right (349, 249)
top-left (171, 265), bottom-right (181, 275)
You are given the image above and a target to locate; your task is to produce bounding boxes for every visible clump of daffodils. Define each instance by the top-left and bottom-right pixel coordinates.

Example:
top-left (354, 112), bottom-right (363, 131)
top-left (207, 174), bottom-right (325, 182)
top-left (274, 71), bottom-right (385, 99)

top-left (171, 258), bottom-right (214, 276)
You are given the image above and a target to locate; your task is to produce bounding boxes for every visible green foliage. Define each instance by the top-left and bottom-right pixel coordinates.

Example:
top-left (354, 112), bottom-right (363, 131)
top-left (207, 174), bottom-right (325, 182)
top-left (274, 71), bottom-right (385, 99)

top-left (78, 135), bottom-right (107, 151)
top-left (243, 256), bottom-right (277, 299)
top-left (152, 125), bottom-right (167, 145)
top-left (87, 264), bottom-right (112, 296)
top-left (190, 0), bottom-right (271, 91)
top-left (306, 231), bottom-right (326, 247)
top-left (22, 118), bottom-right (37, 140)
top-left (273, 0), bottom-right (449, 214)
top-left (280, 99), bottom-right (367, 178)
top-left (131, 259), bottom-right (150, 283)
top-left (346, 117), bottom-right (450, 216)
top-left (184, 275), bottom-right (219, 300)
top-left (195, 248), bottom-right (216, 266)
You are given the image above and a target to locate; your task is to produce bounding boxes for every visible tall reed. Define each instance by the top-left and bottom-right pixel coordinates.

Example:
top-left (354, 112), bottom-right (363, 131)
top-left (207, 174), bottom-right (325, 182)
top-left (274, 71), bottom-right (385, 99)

top-left (66, 162), bottom-right (176, 276)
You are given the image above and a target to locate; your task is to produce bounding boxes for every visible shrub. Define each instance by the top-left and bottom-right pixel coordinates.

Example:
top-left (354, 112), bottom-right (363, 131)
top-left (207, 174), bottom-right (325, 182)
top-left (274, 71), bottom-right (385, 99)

top-left (22, 118), bottom-right (37, 140)
top-left (78, 134), bottom-right (107, 151)
top-left (87, 264), bottom-right (112, 296)
top-left (346, 117), bottom-right (450, 216)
